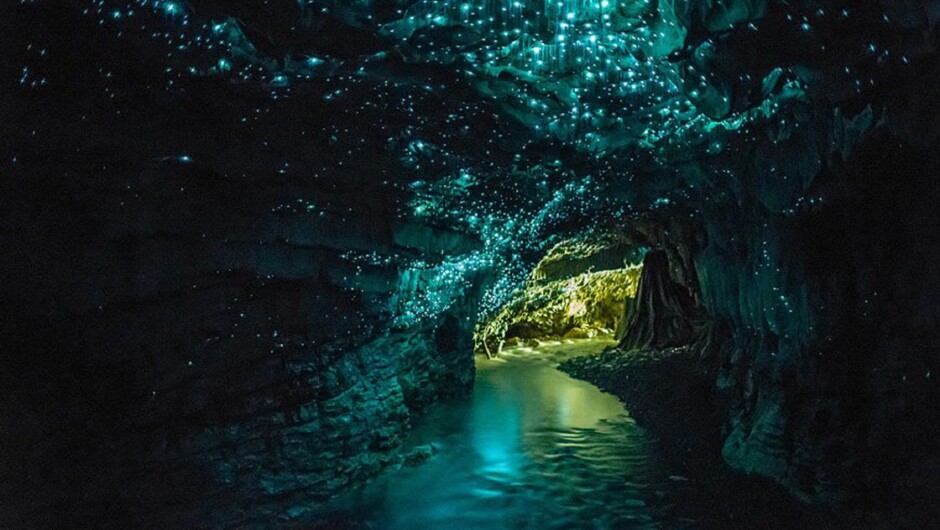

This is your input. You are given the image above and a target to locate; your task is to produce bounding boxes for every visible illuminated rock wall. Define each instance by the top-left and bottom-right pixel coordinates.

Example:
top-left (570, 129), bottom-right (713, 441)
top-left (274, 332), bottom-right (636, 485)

top-left (474, 235), bottom-right (642, 353)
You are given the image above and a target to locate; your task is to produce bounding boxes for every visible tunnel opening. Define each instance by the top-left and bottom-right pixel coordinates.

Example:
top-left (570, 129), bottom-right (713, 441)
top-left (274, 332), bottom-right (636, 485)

top-left (473, 209), bottom-right (710, 361)
top-left (473, 232), bottom-right (647, 358)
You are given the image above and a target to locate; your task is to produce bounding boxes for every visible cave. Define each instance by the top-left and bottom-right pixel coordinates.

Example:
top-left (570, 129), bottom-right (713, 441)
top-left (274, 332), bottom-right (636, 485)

top-left (4, 1), bottom-right (940, 528)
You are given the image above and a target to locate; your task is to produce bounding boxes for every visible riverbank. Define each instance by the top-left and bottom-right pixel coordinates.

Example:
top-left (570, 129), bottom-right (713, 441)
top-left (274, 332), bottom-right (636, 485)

top-left (559, 346), bottom-right (842, 529)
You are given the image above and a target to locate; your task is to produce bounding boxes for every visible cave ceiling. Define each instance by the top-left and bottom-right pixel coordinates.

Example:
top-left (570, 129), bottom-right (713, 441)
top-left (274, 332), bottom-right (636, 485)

top-left (21, 0), bottom-right (929, 316)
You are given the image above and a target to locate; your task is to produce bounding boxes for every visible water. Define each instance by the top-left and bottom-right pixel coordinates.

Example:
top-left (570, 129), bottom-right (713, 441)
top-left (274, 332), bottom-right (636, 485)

top-left (320, 338), bottom-right (677, 529)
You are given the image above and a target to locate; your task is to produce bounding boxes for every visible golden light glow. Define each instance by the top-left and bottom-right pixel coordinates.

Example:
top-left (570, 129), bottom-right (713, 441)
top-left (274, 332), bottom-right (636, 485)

top-left (566, 299), bottom-right (587, 317)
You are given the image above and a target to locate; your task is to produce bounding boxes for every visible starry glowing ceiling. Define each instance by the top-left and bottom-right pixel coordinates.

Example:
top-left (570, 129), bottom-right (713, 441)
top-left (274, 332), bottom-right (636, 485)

top-left (79, 0), bottom-right (787, 156)
top-left (27, 0), bottom-right (913, 321)
top-left (54, 0), bottom-right (913, 163)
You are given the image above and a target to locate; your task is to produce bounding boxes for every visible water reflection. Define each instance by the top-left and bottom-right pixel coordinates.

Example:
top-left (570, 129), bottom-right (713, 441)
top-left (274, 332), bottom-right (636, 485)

top-left (321, 339), bottom-right (668, 529)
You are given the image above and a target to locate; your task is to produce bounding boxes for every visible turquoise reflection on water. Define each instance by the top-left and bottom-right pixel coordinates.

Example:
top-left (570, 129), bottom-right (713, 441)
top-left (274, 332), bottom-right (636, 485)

top-left (322, 339), bottom-right (668, 529)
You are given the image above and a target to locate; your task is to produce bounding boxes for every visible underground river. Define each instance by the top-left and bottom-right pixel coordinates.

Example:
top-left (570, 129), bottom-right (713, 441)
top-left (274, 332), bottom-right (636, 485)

top-left (317, 338), bottom-right (686, 529)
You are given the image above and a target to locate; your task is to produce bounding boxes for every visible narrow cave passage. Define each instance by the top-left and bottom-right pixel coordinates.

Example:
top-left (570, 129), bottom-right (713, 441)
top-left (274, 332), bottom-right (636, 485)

top-left (317, 235), bottom-right (800, 529)
top-left (315, 237), bottom-right (698, 528)
top-left (319, 337), bottom-right (667, 529)
top-left (317, 237), bottom-right (823, 529)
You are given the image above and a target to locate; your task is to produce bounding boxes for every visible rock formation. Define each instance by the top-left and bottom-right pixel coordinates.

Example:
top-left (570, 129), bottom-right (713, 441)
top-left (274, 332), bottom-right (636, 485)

top-left (618, 250), bottom-right (698, 351)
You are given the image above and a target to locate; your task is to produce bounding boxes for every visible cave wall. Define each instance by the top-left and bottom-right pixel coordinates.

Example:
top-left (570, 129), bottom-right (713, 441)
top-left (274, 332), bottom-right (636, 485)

top-left (0, 7), bottom-right (489, 527)
top-left (688, 121), bottom-right (940, 508)
top-left (0, 155), bottom-right (486, 528)
top-left (617, 108), bottom-right (940, 511)
top-left (596, 0), bottom-right (940, 509)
